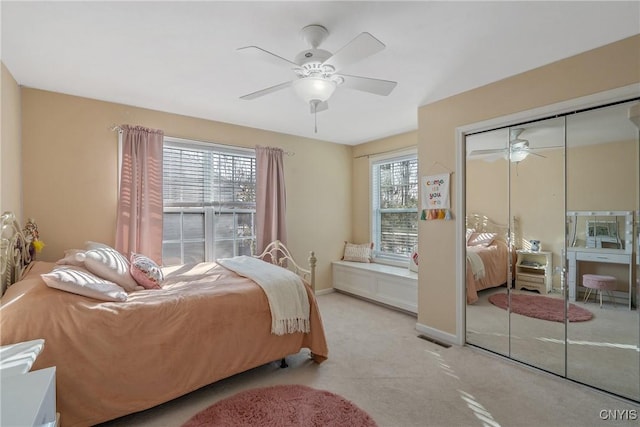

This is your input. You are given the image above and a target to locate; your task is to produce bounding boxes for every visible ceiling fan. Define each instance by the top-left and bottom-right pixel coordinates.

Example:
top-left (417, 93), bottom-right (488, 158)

top-left (238, 24), bottom-right (397, 131)
top-left (468, 128), bottom-right (545, 163)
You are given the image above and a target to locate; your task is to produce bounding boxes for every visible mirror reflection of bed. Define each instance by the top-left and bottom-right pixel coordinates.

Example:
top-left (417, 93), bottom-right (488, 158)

top-left (465, 214), bottom-right (513, 304)
top-left (465, 213), bottom-right (513, 356)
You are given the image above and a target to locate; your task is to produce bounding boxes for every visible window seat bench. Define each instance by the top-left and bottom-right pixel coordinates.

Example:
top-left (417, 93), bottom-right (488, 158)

top-left (331, 260), bottom-right (418, 314)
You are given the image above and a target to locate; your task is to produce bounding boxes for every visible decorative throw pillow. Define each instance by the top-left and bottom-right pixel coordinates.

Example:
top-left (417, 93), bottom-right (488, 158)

top-left (75, 246), bottom-right (141, 292)
top-left (342, 241), bottom-right (374, 263)
top-left (467, 232), bottom-right (497, 247)
top-left (41, 266), bottom-right (127, 302)
top-left (130, 253), bottom-right (163, 290)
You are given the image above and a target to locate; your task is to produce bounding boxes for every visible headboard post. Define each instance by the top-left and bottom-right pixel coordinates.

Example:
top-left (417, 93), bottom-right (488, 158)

top-left (308, 251), bottom-right (316, 292)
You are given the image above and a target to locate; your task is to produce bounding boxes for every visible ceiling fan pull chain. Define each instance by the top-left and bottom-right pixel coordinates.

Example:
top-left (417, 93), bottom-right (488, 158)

top-left (311, 100), bottom-right (319, 133)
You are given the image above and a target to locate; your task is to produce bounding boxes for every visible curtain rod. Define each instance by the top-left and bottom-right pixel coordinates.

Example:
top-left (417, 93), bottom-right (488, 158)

top-left (108, 124), bottom-right (294, 156)
top-left (354, 146), bottom-right (416, 159)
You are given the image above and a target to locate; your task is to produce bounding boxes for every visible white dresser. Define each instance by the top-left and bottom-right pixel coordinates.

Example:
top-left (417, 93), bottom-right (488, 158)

top-left (0, 339), bottom-right (58, 427)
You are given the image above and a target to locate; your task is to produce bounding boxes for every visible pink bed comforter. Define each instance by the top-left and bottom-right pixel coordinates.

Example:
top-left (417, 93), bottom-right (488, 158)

top-left (466, 241), bottom-right (510, 304)
top-left (0, 261), bottom-right (329, 426)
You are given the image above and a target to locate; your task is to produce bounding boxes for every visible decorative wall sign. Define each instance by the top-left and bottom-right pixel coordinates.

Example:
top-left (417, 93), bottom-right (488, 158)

top-left (421, 173), bottom-right (452, 220)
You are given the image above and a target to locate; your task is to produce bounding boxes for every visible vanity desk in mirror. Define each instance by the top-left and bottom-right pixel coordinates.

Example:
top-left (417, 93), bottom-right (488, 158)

top-left (566, 211), bottom-right (635, 309)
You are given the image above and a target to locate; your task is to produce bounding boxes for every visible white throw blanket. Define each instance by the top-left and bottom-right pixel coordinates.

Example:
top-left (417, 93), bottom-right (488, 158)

top-left (217, 256), bottom-right (310, 335)
top-left (466, 249), bottom-right (485, 280)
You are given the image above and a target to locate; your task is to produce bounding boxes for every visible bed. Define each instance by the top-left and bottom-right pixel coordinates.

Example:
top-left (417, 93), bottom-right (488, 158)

top-left (0, 212), bottom-right (329, 426)
top-left (465, 213), bottom-right (516, 304)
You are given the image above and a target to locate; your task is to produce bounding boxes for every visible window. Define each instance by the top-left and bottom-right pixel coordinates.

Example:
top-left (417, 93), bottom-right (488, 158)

top-left (162, 137), bottom-right (256, 265)
top-left (371, 150), bottom-right (419, 264)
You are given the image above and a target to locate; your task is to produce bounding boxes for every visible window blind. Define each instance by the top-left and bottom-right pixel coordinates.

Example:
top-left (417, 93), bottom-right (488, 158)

top-left (163, 145), bottom-right (256, 208)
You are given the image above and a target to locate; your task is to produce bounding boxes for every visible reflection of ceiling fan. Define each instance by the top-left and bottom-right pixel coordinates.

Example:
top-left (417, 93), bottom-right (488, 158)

top-left (238, 24), bottom-right (397, 131)
top-left (468, 128), bottom-right (545, 163)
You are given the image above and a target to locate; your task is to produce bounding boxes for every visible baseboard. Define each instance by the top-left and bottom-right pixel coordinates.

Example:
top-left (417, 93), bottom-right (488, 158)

top-left (415, 322), bottom-right (460, 346)
top-left (334, 289), bottom-right (417, 316)
top-left (315, 288), bottom-right (335, 296)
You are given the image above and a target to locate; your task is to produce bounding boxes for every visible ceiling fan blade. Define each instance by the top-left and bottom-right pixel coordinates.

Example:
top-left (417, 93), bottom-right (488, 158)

top-left (310, 101), bottom-right (329, 114)
top-left (237, 46), bottom-right (298, 68)
top-left (322, 32), bottom-right (385, 72)
top-left (528, 151), bottom-right (547, 158)
top-left (338, 74), bottom-right (397, 96)
top-left (468, 148), bottom-right (507, 156)
top-left (240, 81), bottom-right (292, 100)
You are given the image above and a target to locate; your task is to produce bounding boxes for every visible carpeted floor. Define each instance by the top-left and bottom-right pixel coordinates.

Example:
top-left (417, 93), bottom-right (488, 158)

top-left (100, 291), bottom-right (639, 427)
top-left (468, 286), bottom-right (640, 400)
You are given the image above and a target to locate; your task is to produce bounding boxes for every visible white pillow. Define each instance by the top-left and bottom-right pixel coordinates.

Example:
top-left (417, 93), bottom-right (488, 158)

top-left (85, 241), bottom-right (112, 250)
top-left (467, 232), bottom-right (497, 247)
top-left (41, 266), bottom-right (127, 302)
top-left (76, 246), bottom-right (141, 292)
top-left (465, 228), bottom-right (475, 244)
top-left (56, 249), bottom-right (85, 267)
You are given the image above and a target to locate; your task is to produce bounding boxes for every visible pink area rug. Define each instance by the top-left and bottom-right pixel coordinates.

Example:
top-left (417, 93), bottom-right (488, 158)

top-left (181, 384), bottom-right (378, 427)
top-left (488, 293), bottom-right (593, 322)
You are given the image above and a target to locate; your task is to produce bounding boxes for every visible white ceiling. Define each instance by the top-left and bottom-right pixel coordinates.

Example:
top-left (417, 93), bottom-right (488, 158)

top-left (2, 1), bottom-right (639, 145)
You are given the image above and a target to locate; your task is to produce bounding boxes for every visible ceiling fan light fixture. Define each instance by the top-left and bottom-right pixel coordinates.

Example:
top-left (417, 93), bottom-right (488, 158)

top-left (292, 77), bottom-right (337, 103)
top-left (510, 150), bottom-right (529, 163)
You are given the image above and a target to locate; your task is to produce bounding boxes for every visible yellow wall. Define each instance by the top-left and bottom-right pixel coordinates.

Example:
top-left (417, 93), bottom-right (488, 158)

top-left (418, 35), bottom-right (640, 335)
top-left (567, 140), bottom-right (638, 211)
top-left (20, 89), bottom-right (352, 291)
top-left (465, 158), bottom-right (509, 225)
top-left (1, 62), bottom-right (22, 217)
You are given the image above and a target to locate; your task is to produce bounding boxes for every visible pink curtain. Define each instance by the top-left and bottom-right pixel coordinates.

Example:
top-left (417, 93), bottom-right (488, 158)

top-left (115, 125), bottom-right (164, 264)
top-left (255, 146), bottom-right (287, 256)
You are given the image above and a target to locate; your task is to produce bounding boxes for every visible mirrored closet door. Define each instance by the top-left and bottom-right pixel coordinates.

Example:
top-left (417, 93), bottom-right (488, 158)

top-left (465, 98), bottom-right (640, 402)
top-left (565, 101), bottom-right (639, 401)
top-left (465, 127), bottom-right (510, 357)
top-left (508, 117), bottom-right (565, 376)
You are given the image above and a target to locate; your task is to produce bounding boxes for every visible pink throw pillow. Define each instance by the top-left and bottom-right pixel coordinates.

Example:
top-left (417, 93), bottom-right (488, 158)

top-left (130, 253), bottom-right (163, 290)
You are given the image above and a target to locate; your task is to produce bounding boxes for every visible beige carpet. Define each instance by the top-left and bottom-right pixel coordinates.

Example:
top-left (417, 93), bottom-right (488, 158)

top-left (99, 292), bottom-right (639, 427)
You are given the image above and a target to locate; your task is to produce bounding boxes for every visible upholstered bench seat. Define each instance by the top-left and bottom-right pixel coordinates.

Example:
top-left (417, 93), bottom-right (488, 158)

top-left (582, 274), bottom-right (616, 308)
